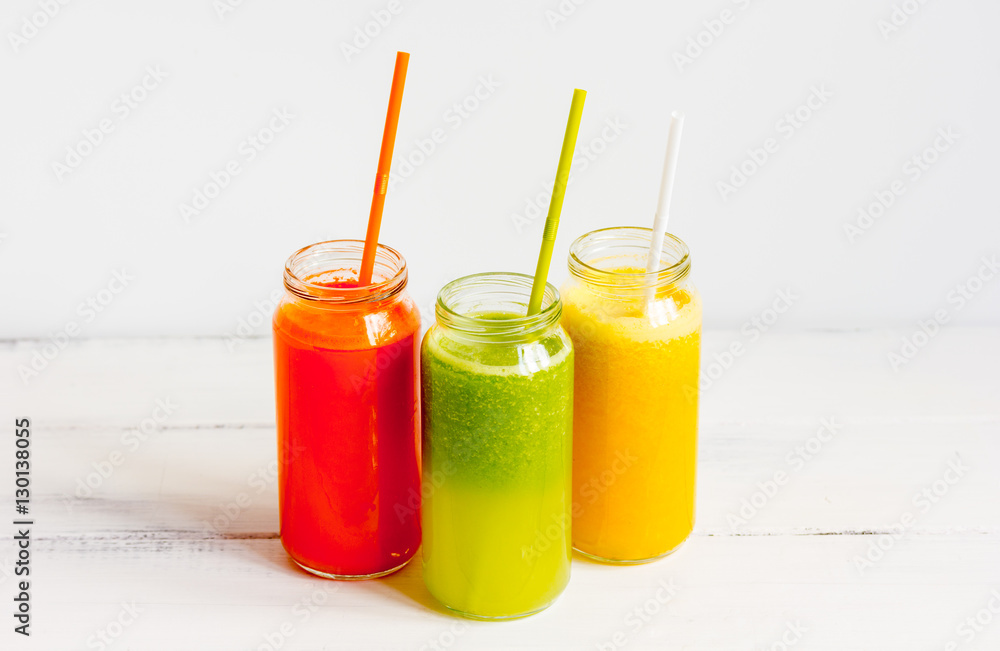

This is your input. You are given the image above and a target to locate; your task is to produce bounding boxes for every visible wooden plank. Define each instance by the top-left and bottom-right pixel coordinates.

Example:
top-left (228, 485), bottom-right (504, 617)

top-left (13, 421), bottom-right (999, 536)
top-left (3, 329), bottom-right (998, 429)
top-left (1, 331), bottom-right (997, 648)
top-left (5, 535), bottom-right (998, 650)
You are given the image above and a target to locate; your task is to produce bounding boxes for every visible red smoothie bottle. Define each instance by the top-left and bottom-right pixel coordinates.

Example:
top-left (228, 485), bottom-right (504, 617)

top-left (273, 239), bottom-right (420, 579)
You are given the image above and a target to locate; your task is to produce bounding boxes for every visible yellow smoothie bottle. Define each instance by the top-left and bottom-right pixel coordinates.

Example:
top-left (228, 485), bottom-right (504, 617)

top-left (561, 227), bottom-right (701, 562)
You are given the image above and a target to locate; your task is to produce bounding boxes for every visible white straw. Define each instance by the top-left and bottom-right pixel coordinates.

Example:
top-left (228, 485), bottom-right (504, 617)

top-left (644, 111), bottom-right (685, 307)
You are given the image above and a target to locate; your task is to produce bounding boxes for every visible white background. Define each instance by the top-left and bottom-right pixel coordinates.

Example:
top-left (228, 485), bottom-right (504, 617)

top-left (1, 0), bottom-right (998, 338)
top-left (2, 4), bottom-right (1000, 649)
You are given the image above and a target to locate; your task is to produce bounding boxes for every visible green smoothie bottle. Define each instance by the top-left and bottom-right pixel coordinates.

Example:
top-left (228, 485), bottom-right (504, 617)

top-left (421, 272), bottom-right (574, 619)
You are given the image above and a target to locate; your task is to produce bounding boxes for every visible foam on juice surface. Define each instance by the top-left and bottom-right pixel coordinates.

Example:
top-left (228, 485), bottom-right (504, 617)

top-left (561, 265), bottom-right (702, 345)
top-left (423, 311), bottom-right (571, 377)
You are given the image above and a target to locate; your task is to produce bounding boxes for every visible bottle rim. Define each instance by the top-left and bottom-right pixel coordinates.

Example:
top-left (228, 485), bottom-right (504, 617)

top-left (283, 239), bottom-right (407, 304)
top-left (435, 272), bottom-right (562, 342)
top-left (567, 226), bottom-right (691, 290)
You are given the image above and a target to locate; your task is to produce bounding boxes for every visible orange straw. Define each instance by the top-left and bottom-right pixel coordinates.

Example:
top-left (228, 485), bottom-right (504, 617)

top-left (358, 51), bottom-right (410, 285)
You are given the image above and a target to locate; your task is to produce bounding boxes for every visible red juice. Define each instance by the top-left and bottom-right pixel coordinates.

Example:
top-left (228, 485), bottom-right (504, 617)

top-left (273, 242), bottom-right (420, 579)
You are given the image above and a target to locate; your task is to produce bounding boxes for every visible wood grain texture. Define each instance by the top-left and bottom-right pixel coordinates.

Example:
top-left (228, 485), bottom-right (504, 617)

top-left (1, 329), bottom-right (998, 649)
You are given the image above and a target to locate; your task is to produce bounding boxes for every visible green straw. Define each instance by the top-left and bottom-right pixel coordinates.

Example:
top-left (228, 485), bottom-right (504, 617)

top-left (527, 88), bottom-right (587, 315)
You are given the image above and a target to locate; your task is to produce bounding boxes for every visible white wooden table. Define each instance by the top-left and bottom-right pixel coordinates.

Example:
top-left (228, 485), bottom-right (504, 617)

top-left (3, 329), bottom-right (999, 650)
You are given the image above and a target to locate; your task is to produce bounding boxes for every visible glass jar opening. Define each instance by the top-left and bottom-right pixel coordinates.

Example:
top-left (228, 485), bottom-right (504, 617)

top-left (568, 226), bottom-right (691, 292)
top-left (283, 239), bottom-right (407, 304)
top-left (435, 272), bottom-right (561, 342)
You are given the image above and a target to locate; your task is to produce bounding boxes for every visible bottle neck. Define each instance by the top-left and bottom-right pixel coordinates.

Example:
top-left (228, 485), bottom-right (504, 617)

top-left (567, 226), bottom-right (691, 299)
top-left (283, 239), bottom-right (407, 307)
top-left (435, 272), bottom-right (562, 344)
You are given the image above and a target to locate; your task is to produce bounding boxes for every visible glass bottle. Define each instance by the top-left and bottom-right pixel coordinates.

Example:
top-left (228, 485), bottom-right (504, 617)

top-left (273, 239), bottom-right (421, 579)
top-left (561, 226), bottom-right (701, 563)
top-left (421, 272), bottom-right (573, 618)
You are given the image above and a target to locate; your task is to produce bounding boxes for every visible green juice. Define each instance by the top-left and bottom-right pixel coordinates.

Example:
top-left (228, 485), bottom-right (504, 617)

top-left (421, 313), bottom-right (573, 619)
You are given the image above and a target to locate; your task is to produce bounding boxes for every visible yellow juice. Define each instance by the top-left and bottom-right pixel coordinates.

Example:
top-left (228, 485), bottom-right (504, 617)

top-left (561, 268), bottom-right (701, 562)
top-left (422, 481), bottom-right (570, 618)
